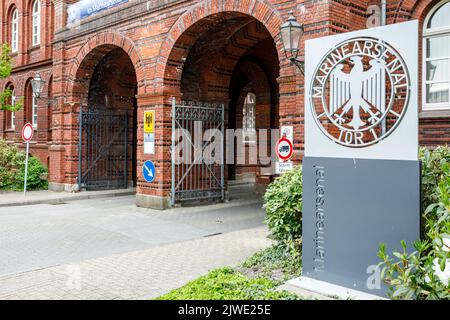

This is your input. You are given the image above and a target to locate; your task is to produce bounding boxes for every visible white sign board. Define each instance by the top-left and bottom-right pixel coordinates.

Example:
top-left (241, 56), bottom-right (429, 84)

top-left (144, 133), bottom-right (155, 155)
top-left (276, 161), bottom-right (293, 174)
top-left (305, 21), bottom-right (418, 161)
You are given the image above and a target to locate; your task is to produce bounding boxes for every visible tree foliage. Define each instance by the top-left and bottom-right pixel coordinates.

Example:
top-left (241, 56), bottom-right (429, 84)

top-left (0, 44), bottom-right (22, 111)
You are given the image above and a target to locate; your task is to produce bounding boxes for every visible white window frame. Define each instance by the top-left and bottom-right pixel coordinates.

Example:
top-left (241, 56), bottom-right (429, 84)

top-left (422, 0), bottom-right (450, 111)
top-left (32, 0), bottom-right (41, 46)
top-left (11, 9), bottom-right (19, 53)
top-left (11, 90), bottom-right (16, 129)
top-left (32, 96), bottom-right (38, 128)
top-left (242, 92), bottom-right (256, 144)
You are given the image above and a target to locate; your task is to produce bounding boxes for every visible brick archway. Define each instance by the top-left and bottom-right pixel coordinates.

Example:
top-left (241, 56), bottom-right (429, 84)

top-left (157, 0), bottom-right (285, 92)
top-left (66, 31), bottom-right (145, 99)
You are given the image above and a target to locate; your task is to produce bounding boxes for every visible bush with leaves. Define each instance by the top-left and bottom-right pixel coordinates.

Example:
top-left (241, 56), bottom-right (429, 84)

top-left (378, 146), bottom-right (450, 300)
top-left (420, 146), bottom-right (450, 210)
top-left (263, 166), bottom-right (302, 253)
top-left (0, 139), bottom-right (48, 191)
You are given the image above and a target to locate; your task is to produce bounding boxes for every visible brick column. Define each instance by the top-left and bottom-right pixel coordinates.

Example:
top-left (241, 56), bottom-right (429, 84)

top-left (135, 91), bottom-right (176, 209)
top-left (278, 68), bottom-right (304, 164)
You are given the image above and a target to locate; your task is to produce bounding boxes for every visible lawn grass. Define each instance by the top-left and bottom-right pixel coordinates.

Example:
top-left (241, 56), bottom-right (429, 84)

top-left (156, 244), bottom-right (303, 300)
top-left (156, 267), bottom-right (300, 300)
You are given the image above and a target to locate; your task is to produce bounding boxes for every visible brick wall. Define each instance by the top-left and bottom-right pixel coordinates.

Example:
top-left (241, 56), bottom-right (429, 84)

top-left (0, 0), bottom-right (54, 166)
top-left (1, 0), bottom-right (448, 203)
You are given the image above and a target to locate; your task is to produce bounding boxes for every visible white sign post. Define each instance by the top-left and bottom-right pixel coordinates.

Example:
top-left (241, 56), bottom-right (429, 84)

top-left (22, 123), bottom-right (34, 196)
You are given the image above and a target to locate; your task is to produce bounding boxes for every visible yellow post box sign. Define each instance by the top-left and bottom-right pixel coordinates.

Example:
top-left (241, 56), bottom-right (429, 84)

top-left (144, 111), bottom-right (155, 133)
top-left (144, 110), bottom-right (155, 154)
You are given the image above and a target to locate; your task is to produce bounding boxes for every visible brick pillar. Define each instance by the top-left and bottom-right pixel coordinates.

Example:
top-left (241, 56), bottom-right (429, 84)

top-left (135, 91), bottom-right (176, 209)
top-left (278, 69), bottom-right (304, 164)
top-left (48, 33), bottom-right (74, 191)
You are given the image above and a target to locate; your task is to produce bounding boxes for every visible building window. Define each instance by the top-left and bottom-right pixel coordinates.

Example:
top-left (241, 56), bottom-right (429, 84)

top-left (32, 96), bottom-right (38, 128)
top-left (11, 90), bottom-right (16, 129)
top-left (11, 8), bottom-right (19, 53)
top-left (4, 86), bottom-right (16, 130)
top-left (423, 0), bottom-right (450, 110)
top-left (32, 0), bottom-right (41, 46)
top-left (243, 92), bottom-right (256, 144)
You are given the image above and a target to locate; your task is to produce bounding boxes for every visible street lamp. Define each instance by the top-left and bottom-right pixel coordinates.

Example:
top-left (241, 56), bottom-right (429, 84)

top-left (280, 11), bottom-right (305, 74)
top-left (31, 73), bottom-right (45, 99)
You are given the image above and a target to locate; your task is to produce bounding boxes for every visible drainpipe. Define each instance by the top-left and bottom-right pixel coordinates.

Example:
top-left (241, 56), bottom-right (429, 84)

top-left (381, 0), bottom-right (386, 26)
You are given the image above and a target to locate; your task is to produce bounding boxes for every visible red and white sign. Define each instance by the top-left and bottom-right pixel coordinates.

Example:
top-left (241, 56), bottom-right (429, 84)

top-left (22, 123), bottom-right (34, 142)
top-left (276, 136), bottom-right (293, 161)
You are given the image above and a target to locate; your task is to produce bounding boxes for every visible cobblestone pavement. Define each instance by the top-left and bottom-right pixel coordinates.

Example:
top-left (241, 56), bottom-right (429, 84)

top-left (0, 193), bottom-right (271, 299)
top-left (0, 226), bottom-right (271, 300)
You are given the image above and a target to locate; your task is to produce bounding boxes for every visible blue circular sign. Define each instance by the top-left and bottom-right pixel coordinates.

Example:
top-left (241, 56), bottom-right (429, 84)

top-left (142, 160), bottom-right (156, 183)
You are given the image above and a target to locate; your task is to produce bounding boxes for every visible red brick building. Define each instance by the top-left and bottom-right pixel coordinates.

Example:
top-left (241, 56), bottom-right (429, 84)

top-left (1, 0), bottom-right (449, 208)
top-left (0, 0), bottom-right (54, 167)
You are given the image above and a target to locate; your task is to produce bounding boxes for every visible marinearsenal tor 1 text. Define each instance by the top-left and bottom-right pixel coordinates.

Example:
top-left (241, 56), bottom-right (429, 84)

top-left (310, 37), bottom-right (410, 147)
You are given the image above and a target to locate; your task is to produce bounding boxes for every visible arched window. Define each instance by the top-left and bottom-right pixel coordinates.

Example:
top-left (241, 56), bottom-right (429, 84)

top-left (32, 0), bottom-right (41, 46)
top-left (4, 85), bottom-right (16, 130)
top-left (32, 93), bottom-right (38, 127)
top-left (243, 92), bottom-right (256, 144)
top-left (423, 0), bottom-right (450, 110)
top-left (25, 80), bottom-right (38, 128)
top-left (11, 89), bottom-right (16, 129)
top-left (11, 8), bottom-right (19, 53)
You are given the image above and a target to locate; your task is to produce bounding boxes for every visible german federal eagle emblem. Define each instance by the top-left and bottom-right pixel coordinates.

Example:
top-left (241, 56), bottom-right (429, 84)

top-left (310, 37), bottom-right (410, 147)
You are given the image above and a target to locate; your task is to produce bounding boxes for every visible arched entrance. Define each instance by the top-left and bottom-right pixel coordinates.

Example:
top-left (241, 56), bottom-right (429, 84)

top-left (77, 46), bottom-right (138, 190)
top-left (164, 12), bottom-right (280, 203)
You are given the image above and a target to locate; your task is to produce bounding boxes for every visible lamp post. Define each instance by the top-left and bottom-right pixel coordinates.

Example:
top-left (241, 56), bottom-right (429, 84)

top-left (280, 11), bottom-right (305, 74)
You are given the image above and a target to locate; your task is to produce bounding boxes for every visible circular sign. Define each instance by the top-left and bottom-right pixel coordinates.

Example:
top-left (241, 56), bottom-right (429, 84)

top-left (276, 137), bottom-right (293, 161)
top-left (309, 37), bottom-right (410, 147)
top-left (142, 160), bottom-right (156, 183)
top-left (22, 123), bottom-right (34, 142)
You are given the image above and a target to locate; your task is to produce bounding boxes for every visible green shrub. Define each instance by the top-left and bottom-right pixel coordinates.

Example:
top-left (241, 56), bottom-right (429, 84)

top-left (378, 146), bottom-right (450, 300)
top-left (156, 267), bottom-right (300, 300)
top-left (0, 139), bottom-right (48, 191)
top-left (263, 166), bottom-right (302, 252)
top-left (420, 146), bottom-right (450, 210)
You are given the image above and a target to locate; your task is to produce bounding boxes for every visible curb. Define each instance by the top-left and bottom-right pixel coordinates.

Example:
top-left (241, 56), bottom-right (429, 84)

top-left (0, 190), bottom-right (136, 208)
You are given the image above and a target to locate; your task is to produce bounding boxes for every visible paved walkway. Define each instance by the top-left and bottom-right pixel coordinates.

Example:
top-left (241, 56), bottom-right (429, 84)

top-left (0, 227), bottom-right (270, 300)
top-left (0, 189), bottom-right (271, 299)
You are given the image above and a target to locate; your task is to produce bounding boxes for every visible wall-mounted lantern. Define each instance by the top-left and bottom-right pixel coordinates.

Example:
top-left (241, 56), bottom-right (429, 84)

top-left (280, 11), bottom-right (305, 74)
top-left (31, 73), bottom-right (45, 99)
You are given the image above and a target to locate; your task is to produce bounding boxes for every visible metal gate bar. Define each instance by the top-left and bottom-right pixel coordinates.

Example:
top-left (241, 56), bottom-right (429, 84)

top-left (171, 98), bottom-right (225, 205)
top-left (78, 107), bottom-right (128, 190)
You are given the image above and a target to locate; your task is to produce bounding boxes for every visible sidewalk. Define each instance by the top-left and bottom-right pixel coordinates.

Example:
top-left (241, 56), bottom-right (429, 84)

top-left (0, 188), bottom-right (136, 207)
top-left (0, 226), bottom-right (271, 300)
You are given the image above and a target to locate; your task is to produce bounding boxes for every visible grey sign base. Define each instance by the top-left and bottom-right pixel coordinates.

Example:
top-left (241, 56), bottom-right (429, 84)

top-left (302, 156), bottom-right (421, 297)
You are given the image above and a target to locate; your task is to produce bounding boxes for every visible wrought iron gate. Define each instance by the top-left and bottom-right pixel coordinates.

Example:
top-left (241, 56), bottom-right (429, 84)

top-left (78, 108), bottom-right (128, 190)
top-left (171, 99), bottom-right (225, 205)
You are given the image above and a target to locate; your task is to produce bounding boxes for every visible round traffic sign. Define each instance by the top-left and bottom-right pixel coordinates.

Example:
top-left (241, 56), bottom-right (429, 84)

top-left (142, 160), bottom-right (156, 183)
top-left (22, 123), bottom-right (34, 142)
top-left (276, 136), bottom-right (293, 161)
